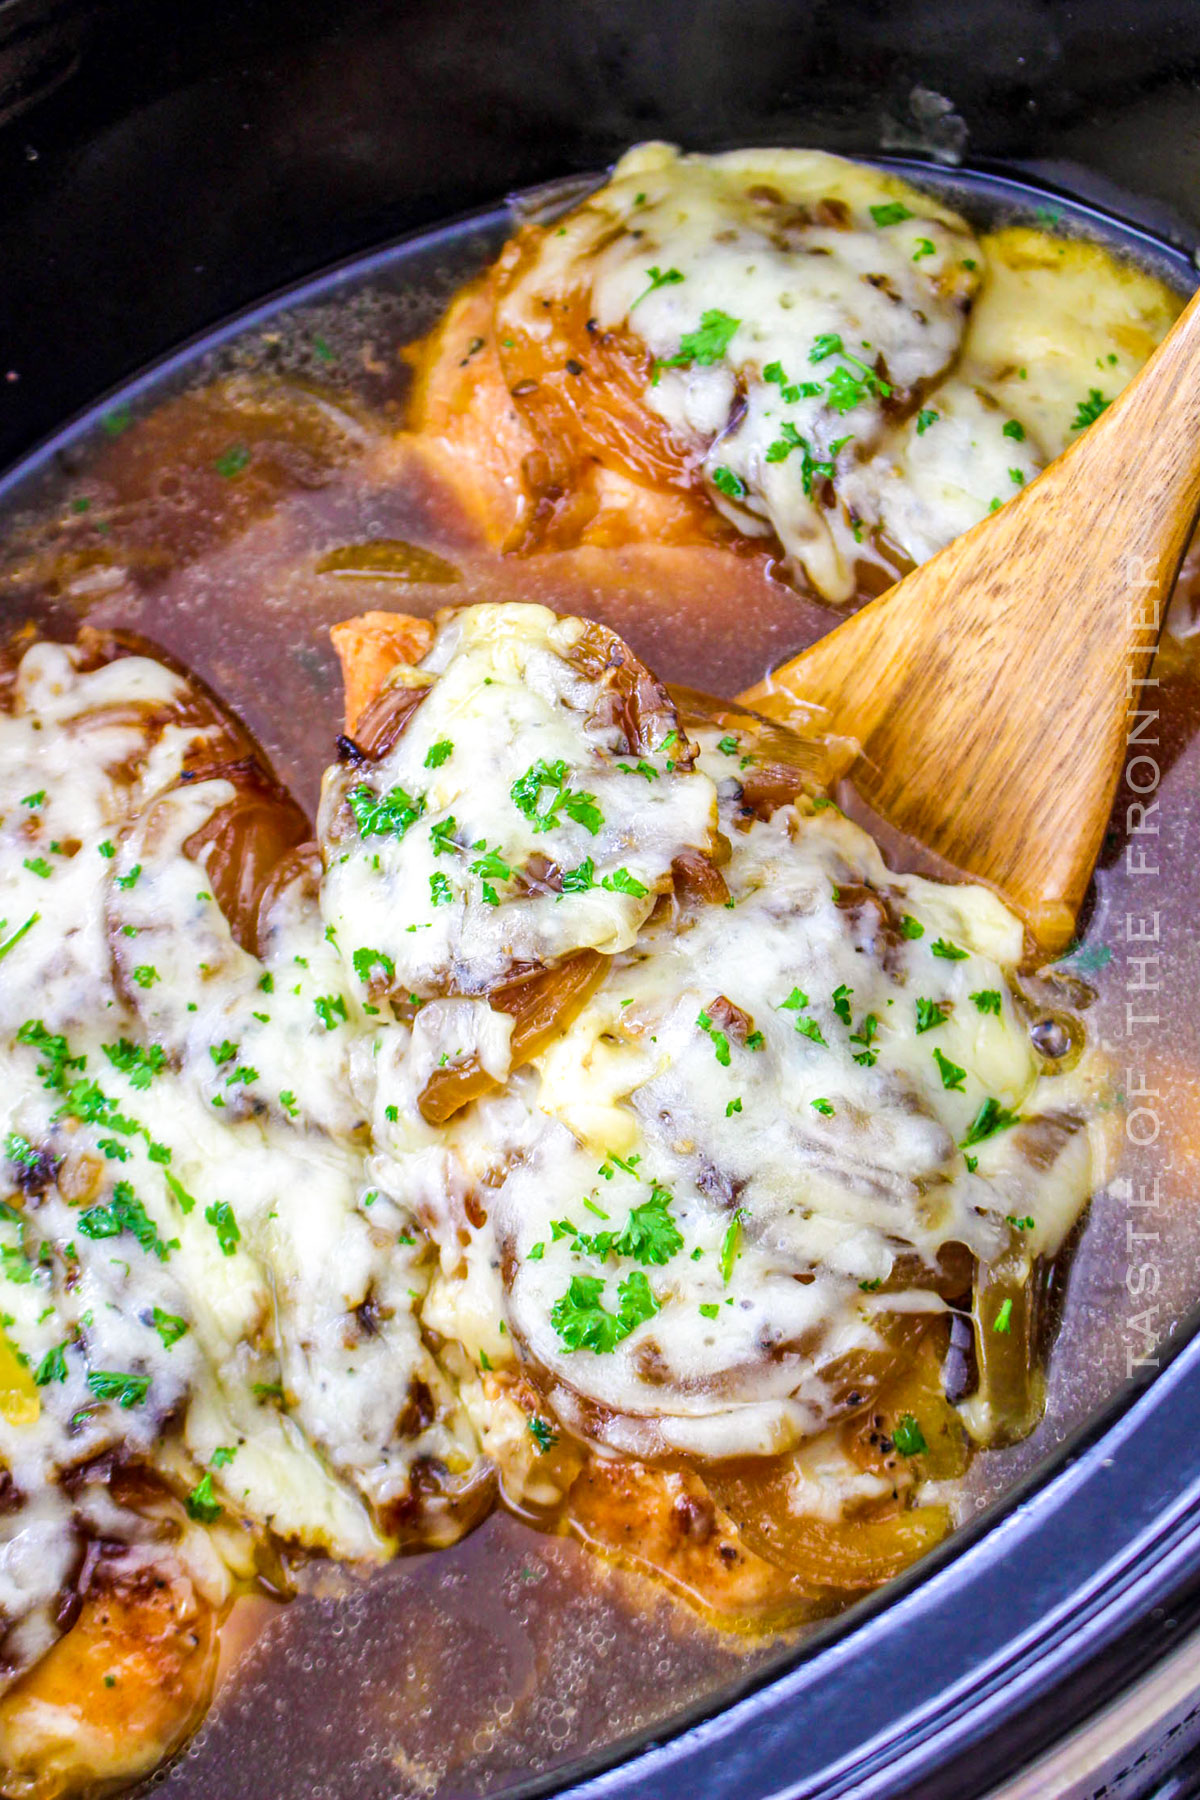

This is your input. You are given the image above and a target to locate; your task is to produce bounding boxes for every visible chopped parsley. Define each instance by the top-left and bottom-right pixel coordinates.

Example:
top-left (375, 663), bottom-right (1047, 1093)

top-left (131, 965), bottom-right (159, 989)
top-left (711, 465), bottom-right (746, 499)
top-left (831, 984), bottom-right (853, 1027)
top-left (932, 1048), bottom-right (967, 1091)
top-left (4, 1131), bottom-right (42, 1173)
top-left (424, 738), bottom-right (454, 769)
top-left (716, 735), bottom-right (740, 756)
top-left (726, 1097), bottom-right (743, 1117)
top-left (696, 1009), bottom-right (731, 1066)
top-left (114, 864), bottom-right (142, 890)
top-left (214, 443), bottom-right (251, 479)
top-left (1071, 388), bottom-right (1111, 431)
top-left (602, 1188), bottom-right (682, 1267)
top-left (810, 1097), bottom-right (835, 1116)
top-left (314, 994), bottom-right (348, 1030)
top-left (352, 946), bottom-right (395, 984)
top-left (719, 1208), bottom-right (745, 1283)
top-left (930, 937), bottom-right (968, 961)
top-left (1002, 419), bottom-right (1026, 442)
top-left (601, 867), bottom-right (647, 898)
top-left (102, 1039), bottom-right (166, 1090)
top-left (151, 1307), bottom-right (188, 1349)
top-left (78, 1182), bottom-right (176, 1261)
top-left (528, 1415), bottom-right (559, 1453)
top-left (764, 421), bottom-right (849, 495)
top-left (429, 871), bottom-right (453, 906)
top-left (850, 1013), bottom-right (880, 1066)
top-left (762, 360), bottom-right (823, 404)
top-left (912, 236), bottom-right (936, 261)
top-left (630, 264), bottom-right (684, 308)
top-left (185, 1472), bottom-right (222, 1522)
top-left (993, 1297), bottom-right (1014, 1334)
top-left (654, 308), bottom-right (740, 376)
top-left (23, 857), bottom-right (52, 880)
top-left (914, 998), bottom-right (949, 1034)
top-left (347, 783), bottom-right (425, 841)
top-left (0, 914), bottom-right (39, 962)
top-left (899, 915), bottom-right (924, 940)
top-left (34, 1342), bottom-right (68, 1386)
top-left (892, 1413), bottom-right (928, 1456)
top-left (560, 857), bottom-right (595, 893)
top-left (86, 1370), bottom-right (150, 1408)
top-left (1006, 1215), bottom-right (1034, 1232)
top-left (960, 1097), bottom-right (1020, 1148)
top-left (794, 1016), bottom-right (827, 1047)
top-left (20, 791), bottom-right (45, 809)
top-left (204, 1201), bottom-right (240, 1257)
top-left (550, 1269), bottom-right (658, 1353)
top-left (869, 201), bottom-right (913, 226)
top-left (164, 1173), bottom-right (196, 1216)
top-left (971, 989), bottom-right (1002, 1015)
top-left (470, 845), bottom-right (513, 905)
top-left (510, 760), bottom-right (603, 835)
top-left (429, 816), bottom-right (459, 857)
top-left (808, 333), bottom-right (892, 411)
top-left (916, 408), bottom-right (939, 435)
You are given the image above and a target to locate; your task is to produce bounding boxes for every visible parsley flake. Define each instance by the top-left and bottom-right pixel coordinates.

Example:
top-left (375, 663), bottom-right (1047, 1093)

top-left (933, 1048), bottom-right (967, 1091)
top-left (893, 1413), bottom-right (928, 1455)
top-left (869, 201), bottom-right (913, 226)
top-left (654, 309), bottom-right (740, 375)
top-left (347, 783), bottom-right (425, 841)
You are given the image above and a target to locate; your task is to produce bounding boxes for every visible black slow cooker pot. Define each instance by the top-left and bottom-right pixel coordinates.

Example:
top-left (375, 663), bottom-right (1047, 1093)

top-left (4, 4), bottom-right (1200, 1795)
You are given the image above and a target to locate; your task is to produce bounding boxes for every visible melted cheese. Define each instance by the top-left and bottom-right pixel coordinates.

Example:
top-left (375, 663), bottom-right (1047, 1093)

top-left (0, 640), bottom-right (479, 1674)
top-left (499, 142), bottom-right (980, 599)
top-left (335, 610), bottom-right (1102, 1464)
top-left (496, 145), bottom-right (1183, 600)
top-left (319, 602), bottom-right (716, 997)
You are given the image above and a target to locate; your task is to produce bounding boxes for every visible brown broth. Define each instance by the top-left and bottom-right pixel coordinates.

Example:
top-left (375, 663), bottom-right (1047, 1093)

top-left (1, 204), bottom-right (1199, 1799)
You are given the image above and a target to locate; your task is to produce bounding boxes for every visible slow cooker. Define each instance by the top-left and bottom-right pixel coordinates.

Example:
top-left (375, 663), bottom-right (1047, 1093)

top-left (3, 3), bottom-right (1200, 1795)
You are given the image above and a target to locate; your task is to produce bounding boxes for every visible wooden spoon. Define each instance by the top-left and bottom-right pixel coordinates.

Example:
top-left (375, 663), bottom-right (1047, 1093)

top-left (738, 284), bottom-right (1200, 953)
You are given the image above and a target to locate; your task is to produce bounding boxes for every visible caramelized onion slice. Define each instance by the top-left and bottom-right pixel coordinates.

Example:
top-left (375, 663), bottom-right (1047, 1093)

top-left (971, 1255), bottom-right (1043, 1446)
top-left (565, 1457), bottom-right (835, 1631)
top-left (675, 684), bottom-right (857, 800)
top-left (708, 1468), bottom-right (950, 1591)
top-left (569, 619), bottom-right (695, 763)
top-left (181, 760), bottom-right (309, 954)
top-left (317, 540), bottom-right (461, 585)
top-left (709, 1334), bottom-right (959, 1589)
top-left (418, 949), bottom-right (608, 1125)
top-left (0, 1550), bottom-right (219, 1800)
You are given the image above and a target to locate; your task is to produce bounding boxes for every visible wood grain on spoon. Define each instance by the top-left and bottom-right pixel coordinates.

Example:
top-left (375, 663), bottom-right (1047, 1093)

top-left (740, 282), bottom-right (1200, 953)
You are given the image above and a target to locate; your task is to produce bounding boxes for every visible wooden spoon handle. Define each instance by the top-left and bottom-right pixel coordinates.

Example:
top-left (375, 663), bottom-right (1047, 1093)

top-left (740, 279), bottom-right (1200, 952)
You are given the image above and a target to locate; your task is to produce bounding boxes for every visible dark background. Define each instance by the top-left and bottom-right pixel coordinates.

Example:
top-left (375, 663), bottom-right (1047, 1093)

top-left (1, 0), bottom-right (1200, 468)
